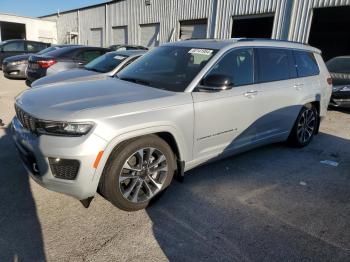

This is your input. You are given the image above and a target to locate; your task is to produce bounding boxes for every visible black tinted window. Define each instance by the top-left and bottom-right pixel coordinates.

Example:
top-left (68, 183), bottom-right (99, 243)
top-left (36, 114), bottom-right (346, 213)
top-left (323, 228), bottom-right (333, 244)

top-left (257, 48), bottom-right (291, 82)
top-left (294, 51), bottom-right (319, 77)
top-left (207, 48), bottom-right (254, 86)
top-left (27, 42), bottom-right (47, 52)
top-left (3, 41), bottom-right (25, 52)
top-left (77, 50), bottom-right (103, 62)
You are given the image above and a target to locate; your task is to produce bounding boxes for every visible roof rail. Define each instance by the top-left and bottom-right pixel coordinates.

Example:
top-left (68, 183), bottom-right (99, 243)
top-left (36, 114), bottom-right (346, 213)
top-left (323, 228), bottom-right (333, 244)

top-left (236, 38), bottom-right (309, 45)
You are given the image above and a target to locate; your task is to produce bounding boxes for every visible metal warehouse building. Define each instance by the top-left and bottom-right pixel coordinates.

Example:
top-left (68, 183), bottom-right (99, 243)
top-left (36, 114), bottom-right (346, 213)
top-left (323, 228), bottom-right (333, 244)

top-left (40, 0), bottom-right (350, 60)
top-left (0, 13), bottom-right (57, 43)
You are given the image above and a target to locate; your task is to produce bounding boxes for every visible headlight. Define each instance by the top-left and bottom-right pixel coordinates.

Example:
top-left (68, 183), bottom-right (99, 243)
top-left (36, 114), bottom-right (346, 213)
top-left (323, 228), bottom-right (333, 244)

top-left (333, 85), bottom-right (350, 92)
top-left (340, 86), bottom-right (350, 92)
top-left (10, 60), bottom-right (27, 66)
top-left (37, 121), bottom-right (94, 136)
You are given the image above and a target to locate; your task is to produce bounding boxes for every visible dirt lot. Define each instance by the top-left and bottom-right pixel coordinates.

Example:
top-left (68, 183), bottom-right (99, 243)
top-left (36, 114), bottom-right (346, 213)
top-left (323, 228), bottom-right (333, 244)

top-left (0, 74), bottom-right (349, 262)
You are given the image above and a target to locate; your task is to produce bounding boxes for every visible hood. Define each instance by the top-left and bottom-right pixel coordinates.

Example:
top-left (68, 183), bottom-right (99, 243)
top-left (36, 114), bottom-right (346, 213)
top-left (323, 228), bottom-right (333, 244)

top-left (4, 54), bottom-right (31, 62)
top-left (31, 69), bottom-right (100, 87)
top-left (16, 78), bottom-right (177, 120)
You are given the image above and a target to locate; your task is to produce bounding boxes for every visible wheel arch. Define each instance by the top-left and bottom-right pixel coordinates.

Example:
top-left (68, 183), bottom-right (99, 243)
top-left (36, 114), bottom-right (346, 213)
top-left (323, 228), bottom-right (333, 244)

top-left (91, 126), bottom-right (189, 190)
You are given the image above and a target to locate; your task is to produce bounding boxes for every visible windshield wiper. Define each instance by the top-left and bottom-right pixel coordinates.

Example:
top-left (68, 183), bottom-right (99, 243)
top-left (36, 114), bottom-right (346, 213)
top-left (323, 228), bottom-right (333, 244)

top-left (119, 77), bottom-right (152, 87)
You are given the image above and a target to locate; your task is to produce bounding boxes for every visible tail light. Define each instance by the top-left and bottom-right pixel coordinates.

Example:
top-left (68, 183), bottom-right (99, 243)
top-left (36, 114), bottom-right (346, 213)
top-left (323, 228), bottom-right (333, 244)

top-left (327, 77), bottom-right (333, 85)
top-left (37, 59), bottom-right (56, 68)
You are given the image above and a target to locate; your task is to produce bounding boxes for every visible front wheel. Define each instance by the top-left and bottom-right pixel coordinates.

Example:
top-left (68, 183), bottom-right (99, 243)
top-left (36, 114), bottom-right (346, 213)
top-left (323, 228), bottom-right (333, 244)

top-left (288, 104), bottom-right (318, 147)
top-left (99, 135), bottom-right (175, 211)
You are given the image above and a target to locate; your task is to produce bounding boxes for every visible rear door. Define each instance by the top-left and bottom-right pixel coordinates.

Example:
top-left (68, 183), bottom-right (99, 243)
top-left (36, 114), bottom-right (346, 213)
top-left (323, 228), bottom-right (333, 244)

top-left (253, 47), bottom-right (300, 141)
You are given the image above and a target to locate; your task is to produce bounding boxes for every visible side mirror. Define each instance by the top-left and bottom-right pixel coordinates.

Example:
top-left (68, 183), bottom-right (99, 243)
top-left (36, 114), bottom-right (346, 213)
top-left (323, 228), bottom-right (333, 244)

top-left (198, 74), bottom-right (234, 92)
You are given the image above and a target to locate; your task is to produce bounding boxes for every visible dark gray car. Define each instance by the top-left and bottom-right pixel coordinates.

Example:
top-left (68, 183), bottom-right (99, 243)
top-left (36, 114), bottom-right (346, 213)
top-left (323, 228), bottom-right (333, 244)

top-left (0, 39), bottom-right (50, 69)
top-left (26, 46), bottom-right (111, 86)
top-left (31, 50), bottom-right (146, 87)
top-left (2, 45), bottom-right (78, 79)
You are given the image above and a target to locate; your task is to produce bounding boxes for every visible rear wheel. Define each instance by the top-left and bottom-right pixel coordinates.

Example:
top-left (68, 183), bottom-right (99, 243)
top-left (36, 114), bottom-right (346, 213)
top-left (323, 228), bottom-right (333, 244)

top-left (288, 104), bottom-right (318, 147)
top-left (100, 135), bottom-right (175, 211)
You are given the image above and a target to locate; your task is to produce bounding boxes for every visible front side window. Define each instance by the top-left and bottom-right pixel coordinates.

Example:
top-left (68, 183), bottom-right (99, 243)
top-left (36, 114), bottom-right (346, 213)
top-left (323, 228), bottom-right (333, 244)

top-left (257, 48), bottom-right (291, 83)
top-left (205, 48), bottom-right (254, 87)
top-left (294, 51), bottom-right (320, 77)
top-left (117, 46), bottom-right (217, 92)
top-left (3, 41), bottom-right (25, 52)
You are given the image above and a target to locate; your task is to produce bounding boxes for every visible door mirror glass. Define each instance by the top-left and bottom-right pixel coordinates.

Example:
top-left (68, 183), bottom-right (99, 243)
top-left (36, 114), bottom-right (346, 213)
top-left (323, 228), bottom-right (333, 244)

top-left (198, 74), bottom-right (234, 91)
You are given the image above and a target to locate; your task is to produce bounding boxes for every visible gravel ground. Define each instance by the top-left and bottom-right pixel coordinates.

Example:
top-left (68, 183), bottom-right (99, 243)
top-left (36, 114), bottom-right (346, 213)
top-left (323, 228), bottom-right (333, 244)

top-left (0, 74), bottom-right (349, 262)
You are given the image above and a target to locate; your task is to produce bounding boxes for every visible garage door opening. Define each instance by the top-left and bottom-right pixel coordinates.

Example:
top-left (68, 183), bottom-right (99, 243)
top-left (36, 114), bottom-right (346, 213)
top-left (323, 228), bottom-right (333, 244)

top-left (179, 19), bottom-right (207, 40)
top-left (90, 28), bottom-right (103, 47)
top-left (0, 22), bottom-right (26, 41)
top-left (231, 14), bottom-right (274, 38)
top-left (309, 7), bottom-right (350, 61)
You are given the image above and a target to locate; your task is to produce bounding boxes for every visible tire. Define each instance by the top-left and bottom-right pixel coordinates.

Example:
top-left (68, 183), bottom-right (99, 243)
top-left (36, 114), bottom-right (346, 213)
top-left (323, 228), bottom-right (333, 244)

top-left (288, 104), bottom-right (318, 148)
top-left (99, 135), bottom-right (175, 211)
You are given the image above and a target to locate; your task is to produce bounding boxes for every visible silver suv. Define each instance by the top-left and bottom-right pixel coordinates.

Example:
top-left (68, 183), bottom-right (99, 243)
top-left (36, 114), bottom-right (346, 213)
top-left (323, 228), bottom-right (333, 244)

top-left (12, 39), bottom-right (332, 211)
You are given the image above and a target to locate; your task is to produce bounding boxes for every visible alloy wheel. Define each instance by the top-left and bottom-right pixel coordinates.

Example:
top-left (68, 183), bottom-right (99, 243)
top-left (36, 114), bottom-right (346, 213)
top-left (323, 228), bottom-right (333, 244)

top-left (297, 108), bottom-right (316, 144)
top-left (118, 147), bottom-right (168, 203)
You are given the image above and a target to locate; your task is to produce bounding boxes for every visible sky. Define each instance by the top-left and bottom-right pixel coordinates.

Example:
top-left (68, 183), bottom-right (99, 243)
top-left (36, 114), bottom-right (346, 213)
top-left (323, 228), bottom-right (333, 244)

top-left (0, 0), bottom-right (107, 17)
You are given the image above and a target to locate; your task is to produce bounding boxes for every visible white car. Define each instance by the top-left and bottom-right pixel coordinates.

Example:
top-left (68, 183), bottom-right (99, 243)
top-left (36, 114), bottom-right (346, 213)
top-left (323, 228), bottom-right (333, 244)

top-left (12, 39), bottom-right (332, 211)
top-left (30, 50), bottom-right (146, 87)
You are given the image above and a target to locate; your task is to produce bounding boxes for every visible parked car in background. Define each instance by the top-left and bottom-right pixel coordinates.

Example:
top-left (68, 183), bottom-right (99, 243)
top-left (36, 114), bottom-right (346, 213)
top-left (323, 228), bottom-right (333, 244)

top-left (2, 45), bottom-right (78, 79)
top-left (0, 39), bottom-right (50, 68)
top-left (26, 46), bottom-right (110, 86)
top-left (31, 50), bottom-right (146, 87)
top-left (12, 39), bottom-right (331, 211)
top-left (326, 56), bottom-right (350, 108)
top-left (109, 44), bottom-right (148, 51)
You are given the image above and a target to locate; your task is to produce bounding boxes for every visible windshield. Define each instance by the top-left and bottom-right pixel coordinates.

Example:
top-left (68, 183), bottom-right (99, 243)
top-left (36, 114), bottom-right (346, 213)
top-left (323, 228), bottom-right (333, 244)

top-left (326, 57), bottom-right (350, 73)
top-left (117, 46), bottom-right (217, 92)
top-left (84, 52), bottom-right (128, 73)
top-left (37, 46), bottom-right (58, 55)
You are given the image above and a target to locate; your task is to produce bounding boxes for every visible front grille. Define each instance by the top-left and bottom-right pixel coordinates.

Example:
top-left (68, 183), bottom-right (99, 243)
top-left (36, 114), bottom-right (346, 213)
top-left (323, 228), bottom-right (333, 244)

top-left (15, 104), bottom-right (38, 134)
top-left (49, 158), bottom-right (80, 180)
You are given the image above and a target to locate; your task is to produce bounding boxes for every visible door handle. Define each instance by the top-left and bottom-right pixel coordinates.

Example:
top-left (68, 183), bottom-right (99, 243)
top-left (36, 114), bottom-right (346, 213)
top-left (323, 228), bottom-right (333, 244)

top-left (294, 83), bottom-right (304, 90)
top-left (244, 90), bottom-right (258, 98)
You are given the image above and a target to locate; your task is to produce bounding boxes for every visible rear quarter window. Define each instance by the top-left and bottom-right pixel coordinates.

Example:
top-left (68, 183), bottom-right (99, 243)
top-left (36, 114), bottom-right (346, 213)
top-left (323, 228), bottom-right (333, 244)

top-left (294, 51), bottom-right (320, 77)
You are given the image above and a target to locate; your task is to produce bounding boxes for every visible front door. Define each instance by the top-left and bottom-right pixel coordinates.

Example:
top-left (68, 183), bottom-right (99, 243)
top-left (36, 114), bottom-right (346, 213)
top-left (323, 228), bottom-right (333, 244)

top-left (192, 48), bottom-right (262, 160)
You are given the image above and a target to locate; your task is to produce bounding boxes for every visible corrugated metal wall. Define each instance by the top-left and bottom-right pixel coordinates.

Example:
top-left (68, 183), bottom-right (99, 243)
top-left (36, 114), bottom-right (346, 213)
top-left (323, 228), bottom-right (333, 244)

top-left (288, 0), bottom-right (350, 43)
top-left (79, 5), bottom-right (106, 45)
top-left (108, 0), bottom-right (213, 45)
top-left (41, 0), bottom-right (350, 46)
top-left (55, 12), bottom-right (78, 44)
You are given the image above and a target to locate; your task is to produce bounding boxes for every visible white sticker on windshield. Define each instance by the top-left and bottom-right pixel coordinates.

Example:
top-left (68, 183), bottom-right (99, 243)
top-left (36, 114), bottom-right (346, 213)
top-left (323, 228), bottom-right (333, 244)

top-left (114, 55), bottom-right (125, 60)
top-left (188, 48), bottom-right (213, 56)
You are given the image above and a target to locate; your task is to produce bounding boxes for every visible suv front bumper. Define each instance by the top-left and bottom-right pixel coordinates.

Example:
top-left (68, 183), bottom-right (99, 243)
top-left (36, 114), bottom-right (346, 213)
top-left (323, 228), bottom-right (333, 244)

top-left (11, 117), bottom-right (107, 200)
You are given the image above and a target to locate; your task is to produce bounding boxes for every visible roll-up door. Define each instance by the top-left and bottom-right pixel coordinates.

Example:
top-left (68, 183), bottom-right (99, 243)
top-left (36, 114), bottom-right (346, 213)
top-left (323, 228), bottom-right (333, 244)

top-left (90, 28), bottom-right (103, 47)
top-left (112, 26), bottom-right (128, 45)
top-left (180, 19), bottom-right (207, 40)
top-left (140, 23), bottom-right (160, 48)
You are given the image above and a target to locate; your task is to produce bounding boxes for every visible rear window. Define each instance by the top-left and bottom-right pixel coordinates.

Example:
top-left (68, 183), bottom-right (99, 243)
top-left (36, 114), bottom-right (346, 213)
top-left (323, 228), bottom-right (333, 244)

top-left (256, 48), bottom-right (292, 83)
top-left (294, 51), bottom-right (320, 77)
top-left (326, 57), bottom-right (350, 73)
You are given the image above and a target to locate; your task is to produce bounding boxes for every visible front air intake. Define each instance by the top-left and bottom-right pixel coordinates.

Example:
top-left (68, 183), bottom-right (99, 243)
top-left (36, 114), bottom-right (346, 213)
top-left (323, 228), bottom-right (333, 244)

top-left (49, 158), bottom-right (80, 180)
